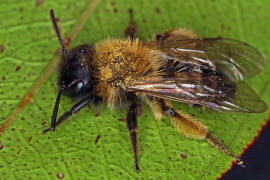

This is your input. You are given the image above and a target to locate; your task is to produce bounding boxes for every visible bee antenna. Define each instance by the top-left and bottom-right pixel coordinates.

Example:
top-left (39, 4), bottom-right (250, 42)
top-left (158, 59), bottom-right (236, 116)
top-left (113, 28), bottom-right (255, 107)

top-left (51, 86), bottom-right (65, 131)
top-left (49, 9), bottom-right (68, 63)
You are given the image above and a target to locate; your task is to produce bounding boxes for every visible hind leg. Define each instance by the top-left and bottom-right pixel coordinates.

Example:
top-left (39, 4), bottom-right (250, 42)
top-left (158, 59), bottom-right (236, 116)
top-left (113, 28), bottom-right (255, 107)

top-left (146, 97), bottom-right (243, 165)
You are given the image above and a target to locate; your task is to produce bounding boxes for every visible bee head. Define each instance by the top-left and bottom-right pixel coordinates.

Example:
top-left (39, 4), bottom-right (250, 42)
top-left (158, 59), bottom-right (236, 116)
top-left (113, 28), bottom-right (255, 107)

top-left (49, 9), bottom-right (96, 98)
top-left (59, 44), bottom-right (96, 97)
top-left (49, 9), bottom-right (97, 131)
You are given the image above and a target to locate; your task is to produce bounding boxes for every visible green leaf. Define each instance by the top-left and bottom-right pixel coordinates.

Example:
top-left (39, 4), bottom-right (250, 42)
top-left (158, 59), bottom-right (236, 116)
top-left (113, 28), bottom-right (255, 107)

top-left (0, 0), bottom-right (270, 179)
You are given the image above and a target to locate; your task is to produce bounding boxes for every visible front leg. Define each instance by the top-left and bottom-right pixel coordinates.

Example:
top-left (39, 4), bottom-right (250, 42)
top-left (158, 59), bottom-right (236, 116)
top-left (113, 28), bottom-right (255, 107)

top-left (126, 103), bottom-right (140, 172)
top-left (43, 96), bottom-right (94, 133)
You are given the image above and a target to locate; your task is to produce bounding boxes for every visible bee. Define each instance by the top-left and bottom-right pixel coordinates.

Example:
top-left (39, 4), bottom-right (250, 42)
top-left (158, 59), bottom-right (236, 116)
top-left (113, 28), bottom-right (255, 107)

top-left (44, 9), bottom-right (267, 172)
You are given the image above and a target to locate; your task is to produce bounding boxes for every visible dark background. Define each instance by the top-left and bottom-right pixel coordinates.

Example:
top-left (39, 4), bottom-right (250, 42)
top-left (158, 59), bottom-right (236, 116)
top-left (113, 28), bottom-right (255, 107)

top-left (223, 120), bottom-right (270, 180)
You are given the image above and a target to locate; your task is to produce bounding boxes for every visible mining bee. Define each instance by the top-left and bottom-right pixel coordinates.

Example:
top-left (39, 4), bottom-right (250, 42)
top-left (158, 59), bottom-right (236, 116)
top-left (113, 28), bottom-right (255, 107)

top-left (44, 9), bottom-right (267, 172)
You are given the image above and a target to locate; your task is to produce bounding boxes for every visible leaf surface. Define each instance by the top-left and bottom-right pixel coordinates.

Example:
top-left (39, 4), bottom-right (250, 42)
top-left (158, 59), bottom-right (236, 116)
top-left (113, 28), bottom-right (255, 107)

top-left (0, 0), bottom-right (270, 179)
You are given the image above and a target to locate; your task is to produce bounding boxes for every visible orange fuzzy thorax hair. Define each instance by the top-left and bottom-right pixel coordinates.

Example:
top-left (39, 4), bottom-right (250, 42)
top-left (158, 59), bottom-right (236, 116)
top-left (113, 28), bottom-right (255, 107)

top-left (93, 38), bottom-right (162, 109)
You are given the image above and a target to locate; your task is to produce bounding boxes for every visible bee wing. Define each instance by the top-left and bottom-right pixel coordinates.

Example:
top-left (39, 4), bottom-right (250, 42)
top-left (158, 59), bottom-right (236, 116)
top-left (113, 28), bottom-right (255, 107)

top-left (127, 75), bottom-right (267, 113)
top-left (144, 38), bottom-right (267, 81)
top-left (127, 38), bottom-right (267, 112)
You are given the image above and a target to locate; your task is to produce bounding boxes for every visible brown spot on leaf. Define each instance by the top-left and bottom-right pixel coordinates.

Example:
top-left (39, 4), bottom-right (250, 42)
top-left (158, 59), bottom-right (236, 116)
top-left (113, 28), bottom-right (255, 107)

top-left (41, 121), bottom-right (47, 125)
top-left (57, 173), bottom-right (64, 179)
top-left (0, 144), bottom-right (3, 150)
top-left (36, 0), bottom-right (45, 6)
top-left (1, 76), bottom-right (6, 80)
top-left (155, 7), bottom-right (161, 14)
top-left (113, 8), bottom-right (118, 13)
top-left (142, 18), bottom-right (147, 24)
top-left (181, 153), bottom-right (187, 159)
top-left (19, 7), bottom-right (24, 12)
top-left (64, 37), bottom-right (71, 47)
top-left (16, 149), bottom-right (22, 155)
top-left (95, 135), bottom-right (101, 144)
top-left (15, 66), bottom-right (21, 72)
top-left (0, 45), bottom-right (4, 53)
top-left (110, 1), bottom-right (115, 6)
top-left (28, 136), bottom-right (32, 143)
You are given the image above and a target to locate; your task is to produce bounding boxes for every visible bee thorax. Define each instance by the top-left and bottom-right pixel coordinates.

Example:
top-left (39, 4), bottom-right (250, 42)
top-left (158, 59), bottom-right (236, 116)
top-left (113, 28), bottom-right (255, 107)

top-left (93, 38), bottom-right (161, 108)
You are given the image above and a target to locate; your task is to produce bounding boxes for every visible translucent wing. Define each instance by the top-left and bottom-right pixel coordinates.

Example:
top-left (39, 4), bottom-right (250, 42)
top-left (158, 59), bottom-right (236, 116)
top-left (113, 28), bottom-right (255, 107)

top-left (144, 38), bottom-right (267, 82)
top-left (127, 76), bottom-right (267, 112)
top-left (127, 38), bottom-right (267, 112)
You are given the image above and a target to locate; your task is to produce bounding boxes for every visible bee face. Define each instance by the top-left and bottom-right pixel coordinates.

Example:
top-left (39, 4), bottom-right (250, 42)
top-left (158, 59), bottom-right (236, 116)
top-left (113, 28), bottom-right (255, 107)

top-left (59, 44), bottom-right (95, 97)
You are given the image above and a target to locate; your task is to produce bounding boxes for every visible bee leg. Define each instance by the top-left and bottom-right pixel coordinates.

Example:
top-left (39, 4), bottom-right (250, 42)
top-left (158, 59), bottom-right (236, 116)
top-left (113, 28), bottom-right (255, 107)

top-left (42, 96), bottom-right (94, 134)
top-left (158, 99), bottom-right (243, 166)
top-left (126, 102), bottom-right (140, 172)
top-left (124, 9), bottom-right (136, 39)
